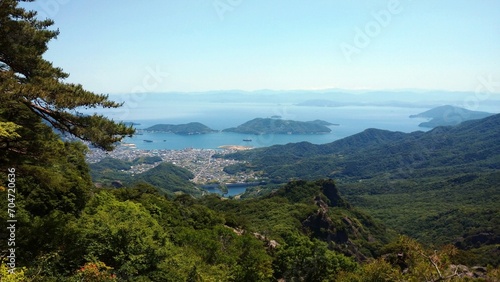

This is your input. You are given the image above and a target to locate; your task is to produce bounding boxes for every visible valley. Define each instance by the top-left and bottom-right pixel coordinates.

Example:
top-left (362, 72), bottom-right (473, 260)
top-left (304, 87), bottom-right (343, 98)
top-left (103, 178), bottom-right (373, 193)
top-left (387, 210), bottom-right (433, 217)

top-left (87, 146), bottom-right (259, 187)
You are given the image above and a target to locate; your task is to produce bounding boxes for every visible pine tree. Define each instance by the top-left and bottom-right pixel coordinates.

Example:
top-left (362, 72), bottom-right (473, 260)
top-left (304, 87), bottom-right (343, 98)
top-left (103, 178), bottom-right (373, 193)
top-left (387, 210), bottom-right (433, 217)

top-left (0, 2), bottom-right (136, 270)
top-left (0, 0), bottom-right (134, 156)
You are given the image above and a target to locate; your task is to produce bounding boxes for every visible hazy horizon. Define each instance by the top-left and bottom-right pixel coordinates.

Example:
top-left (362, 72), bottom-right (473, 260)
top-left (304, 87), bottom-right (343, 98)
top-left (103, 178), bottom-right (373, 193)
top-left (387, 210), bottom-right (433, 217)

top-left (84, 88), bottom-right (500, 124)
top-left (24, 1), bottom-right (500, 94)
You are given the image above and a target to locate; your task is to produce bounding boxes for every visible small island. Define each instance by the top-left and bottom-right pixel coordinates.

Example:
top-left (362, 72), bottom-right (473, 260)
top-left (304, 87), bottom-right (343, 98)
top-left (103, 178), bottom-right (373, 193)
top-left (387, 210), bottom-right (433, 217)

top-left (144, 122), bottom-right (217, 135)
top-left (222, 118), bottom-right (334, 134)
top-left (123, 121), bottom-right (141, 126)
top-left (410, 105), bottom-right (493, 128)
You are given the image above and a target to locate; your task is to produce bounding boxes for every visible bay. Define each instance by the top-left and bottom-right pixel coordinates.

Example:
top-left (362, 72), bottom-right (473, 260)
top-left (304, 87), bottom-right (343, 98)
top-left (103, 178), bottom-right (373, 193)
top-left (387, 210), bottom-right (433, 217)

top-left (121, 105), bottom-right (431, 150)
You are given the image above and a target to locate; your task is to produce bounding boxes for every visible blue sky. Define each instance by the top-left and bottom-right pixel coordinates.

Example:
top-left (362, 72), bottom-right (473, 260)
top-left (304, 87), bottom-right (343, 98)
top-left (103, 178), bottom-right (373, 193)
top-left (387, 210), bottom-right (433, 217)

top-left (28, 0), bottom-right (500, 93)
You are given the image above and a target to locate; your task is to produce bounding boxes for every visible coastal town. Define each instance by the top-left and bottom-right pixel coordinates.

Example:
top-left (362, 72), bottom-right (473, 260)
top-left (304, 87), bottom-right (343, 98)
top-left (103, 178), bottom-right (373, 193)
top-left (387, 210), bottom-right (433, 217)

top-left (86, 143), bottom-right (258, 185)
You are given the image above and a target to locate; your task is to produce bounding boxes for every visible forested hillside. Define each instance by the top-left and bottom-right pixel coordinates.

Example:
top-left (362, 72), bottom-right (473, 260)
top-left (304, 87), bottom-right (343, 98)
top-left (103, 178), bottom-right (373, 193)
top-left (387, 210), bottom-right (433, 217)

top-left (225, 114), bottom-right (500, 180)
top-left (90, 158), bottom-right (201, 196)
top-left (223, 114), bottom-right (500, 266)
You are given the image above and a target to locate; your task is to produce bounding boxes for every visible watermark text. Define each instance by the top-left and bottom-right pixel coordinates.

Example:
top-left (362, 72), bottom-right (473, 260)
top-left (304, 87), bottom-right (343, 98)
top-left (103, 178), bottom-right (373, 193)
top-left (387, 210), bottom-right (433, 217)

top-left (6, 168), bottom-right (17, 274)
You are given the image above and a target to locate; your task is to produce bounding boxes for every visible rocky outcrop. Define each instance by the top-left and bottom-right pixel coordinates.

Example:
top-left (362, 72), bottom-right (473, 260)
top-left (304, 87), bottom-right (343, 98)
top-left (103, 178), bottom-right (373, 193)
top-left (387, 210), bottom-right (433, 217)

top-left (301, 196), bottom-right (368, 261)
top-left (319, 179), bottom-right (350, 208)
top-left (225, 225), bottom-right (280, 250)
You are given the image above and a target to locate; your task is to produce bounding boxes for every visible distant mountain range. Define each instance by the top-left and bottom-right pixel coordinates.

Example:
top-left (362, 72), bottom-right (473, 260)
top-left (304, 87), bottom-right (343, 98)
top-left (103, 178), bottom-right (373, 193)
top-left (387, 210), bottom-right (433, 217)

top-left (225, 113), bottom-right (500, 180)
top-left (297, 99), bottom-right (343, 107)
top-left (108, 90), bottom-right (500, 107)
top-left (410, 105), bottom-right (494, 127)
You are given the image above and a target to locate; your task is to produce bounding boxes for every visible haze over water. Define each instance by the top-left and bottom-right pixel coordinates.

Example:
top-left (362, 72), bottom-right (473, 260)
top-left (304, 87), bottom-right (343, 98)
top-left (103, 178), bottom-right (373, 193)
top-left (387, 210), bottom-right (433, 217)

top-left (86, 90), bottom-right (499, 150)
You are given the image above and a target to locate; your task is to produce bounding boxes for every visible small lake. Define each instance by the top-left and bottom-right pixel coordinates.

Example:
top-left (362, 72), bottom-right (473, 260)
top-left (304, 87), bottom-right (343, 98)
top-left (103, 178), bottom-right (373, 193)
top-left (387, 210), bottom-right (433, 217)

top-left (201, 182), bottom-right (263, 197)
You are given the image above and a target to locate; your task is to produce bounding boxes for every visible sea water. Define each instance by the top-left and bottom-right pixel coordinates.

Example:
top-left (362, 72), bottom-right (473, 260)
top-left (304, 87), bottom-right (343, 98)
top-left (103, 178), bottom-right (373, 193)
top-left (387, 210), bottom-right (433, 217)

top-left (120, 104), bottom-right (431, 150)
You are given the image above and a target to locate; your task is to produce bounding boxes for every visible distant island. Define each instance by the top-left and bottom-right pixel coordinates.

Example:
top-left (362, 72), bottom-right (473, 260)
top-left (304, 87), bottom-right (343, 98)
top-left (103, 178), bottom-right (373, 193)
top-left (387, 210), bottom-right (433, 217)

top-left (410, 105), bottom-right (493, 128)
top-left (123, 121), bottom-right (141, 126)
top-left (222, 118), bottom-right (334, 134)
top-left (144, 122), bottom-right (217, 135)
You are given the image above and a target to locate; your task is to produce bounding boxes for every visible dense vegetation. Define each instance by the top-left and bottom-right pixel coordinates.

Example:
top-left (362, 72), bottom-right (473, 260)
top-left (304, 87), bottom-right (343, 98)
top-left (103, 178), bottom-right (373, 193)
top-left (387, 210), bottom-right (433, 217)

top-left (8, 172), bottom-right (498, 281)
top-left (1, 1), bottom-right (498, 280)
top-left (222, 118), bottom-right (333, 134)
top-left (144, 122), bottom-right (217, 135)
top-left (90, 158), bottom-right (201, 196)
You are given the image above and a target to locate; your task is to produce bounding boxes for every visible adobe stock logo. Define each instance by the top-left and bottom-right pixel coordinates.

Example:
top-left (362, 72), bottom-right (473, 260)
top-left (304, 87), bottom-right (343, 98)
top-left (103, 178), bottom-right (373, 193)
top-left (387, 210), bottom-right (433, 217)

top-left (116, 65), bottom-right (170, 121)
top-left (37, 0), bottom-right (70, 18)
top-left (213, 0), bottom-right (243, 20)
top-left (340, 0), bottom-right (407, 62)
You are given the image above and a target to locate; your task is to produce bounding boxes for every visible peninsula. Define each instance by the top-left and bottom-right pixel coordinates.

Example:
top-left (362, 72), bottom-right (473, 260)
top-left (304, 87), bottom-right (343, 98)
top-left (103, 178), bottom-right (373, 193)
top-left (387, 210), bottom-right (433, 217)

top-left (410, 105), bottom-right (493, 128)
